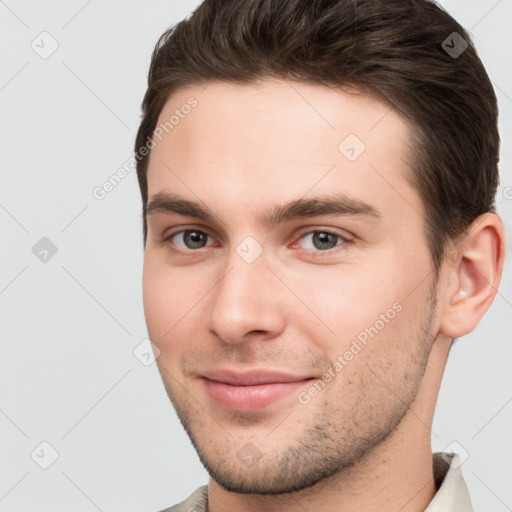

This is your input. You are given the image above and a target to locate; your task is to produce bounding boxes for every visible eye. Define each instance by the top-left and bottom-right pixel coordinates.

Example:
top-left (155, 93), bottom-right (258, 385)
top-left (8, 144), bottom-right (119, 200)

top-left (166, 229), bottom-right (215, 250)
top-left (296, 230), bottom-right (349, 252)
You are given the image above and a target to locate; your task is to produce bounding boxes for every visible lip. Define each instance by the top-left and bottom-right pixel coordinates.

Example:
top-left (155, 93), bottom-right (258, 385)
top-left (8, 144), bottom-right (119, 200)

top-left (201, 369), bottom-right (315, 411)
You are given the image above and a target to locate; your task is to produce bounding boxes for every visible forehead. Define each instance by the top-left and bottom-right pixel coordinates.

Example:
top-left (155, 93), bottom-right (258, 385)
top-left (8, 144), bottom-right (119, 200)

top-left (146, 79), bottom-right (418, 222)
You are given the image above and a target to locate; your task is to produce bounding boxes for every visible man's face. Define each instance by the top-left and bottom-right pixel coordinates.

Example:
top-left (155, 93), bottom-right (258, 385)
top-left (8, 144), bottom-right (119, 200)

top-left (143, 79), bottom-right (440, 494)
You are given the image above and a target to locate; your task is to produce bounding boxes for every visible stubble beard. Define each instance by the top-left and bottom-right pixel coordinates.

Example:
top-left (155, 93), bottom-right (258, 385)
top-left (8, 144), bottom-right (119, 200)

top-left (158, 287), bottom-right (438, 495)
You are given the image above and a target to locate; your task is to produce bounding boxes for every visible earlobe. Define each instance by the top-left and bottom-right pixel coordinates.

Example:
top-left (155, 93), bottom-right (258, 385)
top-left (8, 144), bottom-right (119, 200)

top-left (439, 213), bottom-right (505, 339)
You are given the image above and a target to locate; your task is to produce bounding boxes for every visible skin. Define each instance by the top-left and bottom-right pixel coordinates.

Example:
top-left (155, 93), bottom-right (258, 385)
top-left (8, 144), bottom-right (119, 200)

top-left (142, 79), bottom-right (505, 512)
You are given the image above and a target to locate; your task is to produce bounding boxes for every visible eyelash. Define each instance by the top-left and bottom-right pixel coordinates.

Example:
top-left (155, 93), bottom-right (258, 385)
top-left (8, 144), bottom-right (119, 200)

top-left (163, 228), bottom-right (352, 256)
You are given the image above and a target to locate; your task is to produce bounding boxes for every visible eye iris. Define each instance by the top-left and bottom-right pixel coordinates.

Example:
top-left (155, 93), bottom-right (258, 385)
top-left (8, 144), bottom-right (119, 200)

top-left (313, 232), bottom-right (338, 250)
top-left (184, 231), bottom-right (207, 249)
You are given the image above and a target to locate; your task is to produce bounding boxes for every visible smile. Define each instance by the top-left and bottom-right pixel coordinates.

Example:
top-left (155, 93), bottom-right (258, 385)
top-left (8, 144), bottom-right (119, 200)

top-left (200, 369), bottom-right (315, 411)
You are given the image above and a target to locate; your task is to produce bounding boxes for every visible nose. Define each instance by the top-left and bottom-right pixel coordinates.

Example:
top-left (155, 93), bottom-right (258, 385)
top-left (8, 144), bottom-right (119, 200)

top-left (206, 249), bottom-right (287, 345)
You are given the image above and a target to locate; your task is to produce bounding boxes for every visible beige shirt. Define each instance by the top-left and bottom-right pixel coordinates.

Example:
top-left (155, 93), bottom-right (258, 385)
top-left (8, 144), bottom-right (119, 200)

top-left (161, 452), bottom-right (473, 512)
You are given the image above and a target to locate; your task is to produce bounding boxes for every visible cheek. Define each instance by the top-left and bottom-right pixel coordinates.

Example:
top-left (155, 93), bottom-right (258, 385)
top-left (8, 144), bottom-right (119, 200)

top-left (142, 253), bottom-right (210, 344)
top-left (143, 256), bottom-right (168, 334)
top-left (288, 255), bottom-right (424, 355)
top-left (293, 264), bottom-right (392, 322)
top-left (143, 254), bottom-right (182, 337)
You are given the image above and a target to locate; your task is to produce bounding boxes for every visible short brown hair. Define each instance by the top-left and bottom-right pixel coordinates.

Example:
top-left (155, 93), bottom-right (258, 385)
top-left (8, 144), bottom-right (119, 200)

top-left (134, 0), bottom-right (499, 273)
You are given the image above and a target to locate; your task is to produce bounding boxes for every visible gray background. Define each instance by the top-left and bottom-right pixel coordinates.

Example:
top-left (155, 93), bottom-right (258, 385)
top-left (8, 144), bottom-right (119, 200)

top-left (0, 1), bottom-right (511, 511)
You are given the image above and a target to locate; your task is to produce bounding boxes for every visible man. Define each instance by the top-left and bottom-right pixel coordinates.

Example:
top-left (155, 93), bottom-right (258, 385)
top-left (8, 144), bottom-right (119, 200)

top-left (134, 0), bottom-right (505, 510)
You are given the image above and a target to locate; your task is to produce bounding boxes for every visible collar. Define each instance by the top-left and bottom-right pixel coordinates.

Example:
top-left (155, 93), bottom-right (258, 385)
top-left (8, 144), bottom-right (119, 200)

top-left (425, 452), bottom-right (473, 511)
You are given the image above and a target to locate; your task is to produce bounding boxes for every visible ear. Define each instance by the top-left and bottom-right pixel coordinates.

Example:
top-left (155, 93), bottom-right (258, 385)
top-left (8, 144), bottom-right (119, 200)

top-left (439, 212), bottom-right (506, 339)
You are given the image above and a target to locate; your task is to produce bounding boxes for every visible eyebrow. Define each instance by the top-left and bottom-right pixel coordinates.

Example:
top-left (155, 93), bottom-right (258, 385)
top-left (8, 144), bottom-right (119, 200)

top-left (146, 192), bottom-right (382, 226)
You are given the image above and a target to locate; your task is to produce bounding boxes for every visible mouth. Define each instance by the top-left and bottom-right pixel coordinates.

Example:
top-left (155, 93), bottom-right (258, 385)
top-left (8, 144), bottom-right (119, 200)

top-left (200, 369), bottom-right (316, 412)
